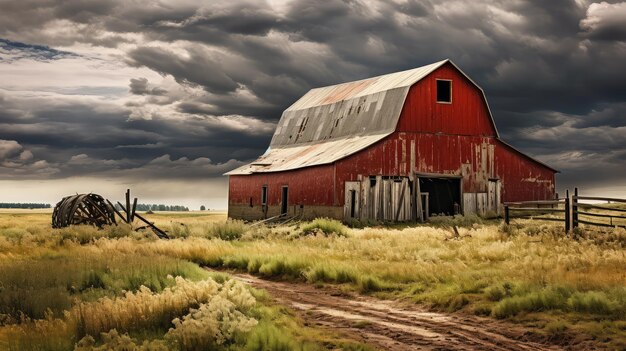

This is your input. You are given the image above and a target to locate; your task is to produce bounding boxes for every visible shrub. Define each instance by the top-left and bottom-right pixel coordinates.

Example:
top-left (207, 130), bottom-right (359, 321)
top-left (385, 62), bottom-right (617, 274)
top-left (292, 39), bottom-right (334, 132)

top-left (103, 224), bottom-right (133, 239)
top-left (568, 291), bottom-right (617, 316)
top-left (75, 330), bottom-right (169, 351)
top-left (167, 296), bottom-right (257, 350)
top-left (357, 275), bottom-right (385, 293)
top-left (169, 223), bottom-right (191, 239)
top-left (485, 284), bottom-right (508, 302)
top-left (299, 218), bottom-right (348, 237)
top-left (206, 220), bottom-right (249, 241)
top-left (257, 257), bottom-right (307, 279)
top-left (304, 265), bottom-right (358, 285)
top-left (244, 322), bottom-right (298, 351)
top-left (492, 287), bottom-right (571, 318)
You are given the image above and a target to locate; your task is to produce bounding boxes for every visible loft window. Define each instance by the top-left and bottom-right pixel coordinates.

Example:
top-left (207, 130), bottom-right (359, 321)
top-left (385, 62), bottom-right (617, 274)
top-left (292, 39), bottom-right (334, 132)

top-left (436, 79), bottom-right (452, 103)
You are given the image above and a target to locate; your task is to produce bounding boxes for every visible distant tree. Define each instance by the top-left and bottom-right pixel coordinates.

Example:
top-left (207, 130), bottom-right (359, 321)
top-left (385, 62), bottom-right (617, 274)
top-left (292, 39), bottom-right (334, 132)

top-left (0, 203), bottom-right (52, 209)
top-left (200, 205), bottom-right (206, 211)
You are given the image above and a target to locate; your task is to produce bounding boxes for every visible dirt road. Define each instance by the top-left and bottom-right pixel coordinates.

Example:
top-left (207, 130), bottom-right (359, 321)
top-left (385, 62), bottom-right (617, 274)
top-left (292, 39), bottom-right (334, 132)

top-left (227, 272), bottom-right (564, 351)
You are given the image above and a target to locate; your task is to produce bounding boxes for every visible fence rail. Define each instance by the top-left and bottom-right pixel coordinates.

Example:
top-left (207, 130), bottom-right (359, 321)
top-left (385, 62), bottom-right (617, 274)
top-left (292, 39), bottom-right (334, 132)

top-left (504, 188), bottom-right (626, 234)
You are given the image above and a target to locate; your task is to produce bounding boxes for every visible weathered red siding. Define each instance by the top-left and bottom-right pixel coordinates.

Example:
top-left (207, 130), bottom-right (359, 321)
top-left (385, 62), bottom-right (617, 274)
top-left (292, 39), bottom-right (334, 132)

top-left (396, 63), bottom-right (497, 136)
top-left (334, 133), bottom-right (555, 206)
top-left (228, 164), bottom-right (335, 207)
top-left (494, 141), bottom-right (555, 202)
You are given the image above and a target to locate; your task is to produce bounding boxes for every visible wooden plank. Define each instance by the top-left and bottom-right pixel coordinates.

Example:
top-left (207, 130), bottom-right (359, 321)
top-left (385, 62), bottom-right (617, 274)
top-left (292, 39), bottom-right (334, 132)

top-left (394, 178), bottom-right (407, 222)
top-left (509, 216), bottom-right (564, 222)
top-left (578, 219), bottom-right (626, 229)
top-left (508, 208), bottom-right (565, 212)
top-left (578, 211), bottom-right (626, 220)
top-left (576, 203), bottom-right (626, 213)
top-left (414, 176), bottom-right (423, 222)
top-left (575, 196), bottom-right (626, 204)
top-left (504, 200), bottom-right (563, 206)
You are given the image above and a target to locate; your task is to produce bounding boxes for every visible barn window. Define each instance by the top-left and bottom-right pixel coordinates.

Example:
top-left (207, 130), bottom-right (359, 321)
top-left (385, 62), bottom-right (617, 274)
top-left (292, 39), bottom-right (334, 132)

top-left (436, 79), bottom-right (452, 103)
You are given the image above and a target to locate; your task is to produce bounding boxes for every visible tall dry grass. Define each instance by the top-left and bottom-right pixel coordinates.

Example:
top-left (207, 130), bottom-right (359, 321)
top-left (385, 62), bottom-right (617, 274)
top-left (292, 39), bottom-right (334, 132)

top-left (89, 216), bottom-right (626, 347)
top-left (0, 213), bottom-right (375, 351)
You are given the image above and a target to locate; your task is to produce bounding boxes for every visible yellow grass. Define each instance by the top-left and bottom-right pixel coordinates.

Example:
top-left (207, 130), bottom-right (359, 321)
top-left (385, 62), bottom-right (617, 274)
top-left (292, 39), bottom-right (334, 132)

top-left (0, 211), bottom-right (624, 348)
top-left (0, 212), bottom-right (372, 351)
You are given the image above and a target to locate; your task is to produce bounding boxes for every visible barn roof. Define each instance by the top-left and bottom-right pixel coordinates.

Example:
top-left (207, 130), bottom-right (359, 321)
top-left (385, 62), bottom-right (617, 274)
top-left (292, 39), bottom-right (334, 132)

top-left (227, 59), bottom-right (498, 175)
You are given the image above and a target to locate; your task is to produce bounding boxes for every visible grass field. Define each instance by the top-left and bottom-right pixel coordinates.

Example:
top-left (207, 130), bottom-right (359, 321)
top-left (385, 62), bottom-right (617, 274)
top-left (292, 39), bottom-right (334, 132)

top-left (0, 211), bottom-right (624, 349)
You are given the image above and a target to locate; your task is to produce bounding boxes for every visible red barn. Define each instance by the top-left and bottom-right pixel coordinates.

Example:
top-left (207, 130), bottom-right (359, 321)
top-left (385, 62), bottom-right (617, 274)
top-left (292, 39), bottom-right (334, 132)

top-left (226, 59), bottom-right (557, 221)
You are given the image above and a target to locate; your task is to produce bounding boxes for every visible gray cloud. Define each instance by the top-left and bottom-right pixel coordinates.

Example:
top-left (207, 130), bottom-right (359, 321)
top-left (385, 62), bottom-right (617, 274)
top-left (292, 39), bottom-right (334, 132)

top-left (0, 0), bottom-right (625, 201)
top-left (580, 1), bottom-right (626, 40)
top-left (129, 78), bottom-right (168, 96)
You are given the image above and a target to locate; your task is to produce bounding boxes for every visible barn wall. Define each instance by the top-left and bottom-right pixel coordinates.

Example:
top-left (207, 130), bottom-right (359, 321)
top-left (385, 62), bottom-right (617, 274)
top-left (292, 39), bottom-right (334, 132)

top-left (334, 133), bottom-right (497, 204)
top-left (494, 141), bottom-right (556, 203)
top-left (334, 133), bottom-right (555, 210)
top-left (227, 165), bottom-right (338, 220)
top-left (396, 63), bottom-right (497, 136)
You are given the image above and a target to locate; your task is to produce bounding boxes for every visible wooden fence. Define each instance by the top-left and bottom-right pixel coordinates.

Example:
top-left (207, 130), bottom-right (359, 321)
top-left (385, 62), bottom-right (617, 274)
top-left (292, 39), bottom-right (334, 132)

top-left (504, 188), bottom-right (626, 233)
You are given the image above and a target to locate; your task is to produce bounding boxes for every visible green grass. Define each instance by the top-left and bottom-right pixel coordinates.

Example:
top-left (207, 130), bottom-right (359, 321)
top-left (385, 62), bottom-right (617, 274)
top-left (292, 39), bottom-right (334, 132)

top-left (0, 213), bottom-right (382, 351)
top-left (299, 218), bottom-right (348, 237)
top-left (0, 212), bottom-right (625, 349)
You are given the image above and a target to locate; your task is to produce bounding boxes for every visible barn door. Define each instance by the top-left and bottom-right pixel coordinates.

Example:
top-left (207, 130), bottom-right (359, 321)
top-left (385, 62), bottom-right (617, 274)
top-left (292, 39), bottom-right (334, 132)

top-left (344, 181), bottom-right (361, 220)
top-left (488, 180), bottom-right (501, 215)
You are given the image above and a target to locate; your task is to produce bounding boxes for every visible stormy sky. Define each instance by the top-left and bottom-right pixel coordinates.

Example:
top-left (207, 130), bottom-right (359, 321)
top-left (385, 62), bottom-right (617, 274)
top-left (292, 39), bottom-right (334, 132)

top-left (0, 0), bottom-right (625, 208)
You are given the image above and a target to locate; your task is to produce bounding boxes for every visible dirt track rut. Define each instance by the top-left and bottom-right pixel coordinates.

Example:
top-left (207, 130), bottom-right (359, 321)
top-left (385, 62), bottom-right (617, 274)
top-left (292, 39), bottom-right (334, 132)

top-left (226, 272), bottom-right (564, 351)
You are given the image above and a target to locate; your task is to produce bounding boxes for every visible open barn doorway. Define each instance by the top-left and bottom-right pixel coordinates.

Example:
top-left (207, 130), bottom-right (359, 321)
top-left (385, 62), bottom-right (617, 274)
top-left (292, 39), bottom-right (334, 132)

top-left (281, 186), bottom-right (289, 216)
top-left (419, 177), bottom-right (461, 217)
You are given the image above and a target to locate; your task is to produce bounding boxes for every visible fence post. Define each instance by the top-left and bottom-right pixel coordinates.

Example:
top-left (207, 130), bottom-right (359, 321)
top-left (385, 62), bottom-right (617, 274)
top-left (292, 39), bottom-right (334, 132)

top-left (565, 189), bottom-right (570, 234)
top-left (573, 187), bottom-right (579, 230)
top-left (504, 205), bottom-right (510, 225)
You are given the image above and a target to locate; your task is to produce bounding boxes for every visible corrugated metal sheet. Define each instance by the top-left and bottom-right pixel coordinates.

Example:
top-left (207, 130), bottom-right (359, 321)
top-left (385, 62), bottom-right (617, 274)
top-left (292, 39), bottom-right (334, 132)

top-left (225, 134), bottom-right (388, 175)
top-left (271, 60), bottom-right (448, 147)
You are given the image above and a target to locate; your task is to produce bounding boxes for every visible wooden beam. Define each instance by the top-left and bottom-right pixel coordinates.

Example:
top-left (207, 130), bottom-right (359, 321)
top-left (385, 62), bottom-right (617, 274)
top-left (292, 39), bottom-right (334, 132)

top-left (125, 189), bottom-right (131, 223)
top-left (107, 199), bottom-right (127, 223)
top-left (133, 212), bottom-right (170, 239)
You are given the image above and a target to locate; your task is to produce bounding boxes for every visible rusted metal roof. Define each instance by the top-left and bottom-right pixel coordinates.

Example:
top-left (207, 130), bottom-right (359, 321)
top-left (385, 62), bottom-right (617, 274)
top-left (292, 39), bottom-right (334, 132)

top-left (226, 134), bottom-right (388, 175)
top-left (227, 59), bottom-right (499, 175)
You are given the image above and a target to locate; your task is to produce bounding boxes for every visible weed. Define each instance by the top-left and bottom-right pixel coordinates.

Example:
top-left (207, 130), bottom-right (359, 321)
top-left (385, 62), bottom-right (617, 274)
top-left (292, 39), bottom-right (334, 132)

top-left (206, 220), bottom-right (249, 240)
top-left (299, 218), bottom-right (348, 237)
top-left (244, 322), bottom-right (298, 351)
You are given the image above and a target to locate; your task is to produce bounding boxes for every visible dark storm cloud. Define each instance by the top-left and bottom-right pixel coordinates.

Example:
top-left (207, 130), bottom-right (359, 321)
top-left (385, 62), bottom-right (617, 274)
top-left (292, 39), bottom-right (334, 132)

top-left (0, 38), bottom-right (77, 61)
top-left (127, 46), bottom-right (240, 94)
top-left (0, 0), bottom-right (625, 191)
top-left (0, 90), bottom-right (268, 179)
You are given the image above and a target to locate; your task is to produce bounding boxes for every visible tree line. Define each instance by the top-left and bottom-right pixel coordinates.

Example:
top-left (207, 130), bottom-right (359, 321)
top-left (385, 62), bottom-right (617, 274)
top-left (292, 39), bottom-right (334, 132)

top-left (0, 203), bottom-right (51, 209)
top-left (114, 203), bottom-right (190, 212)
